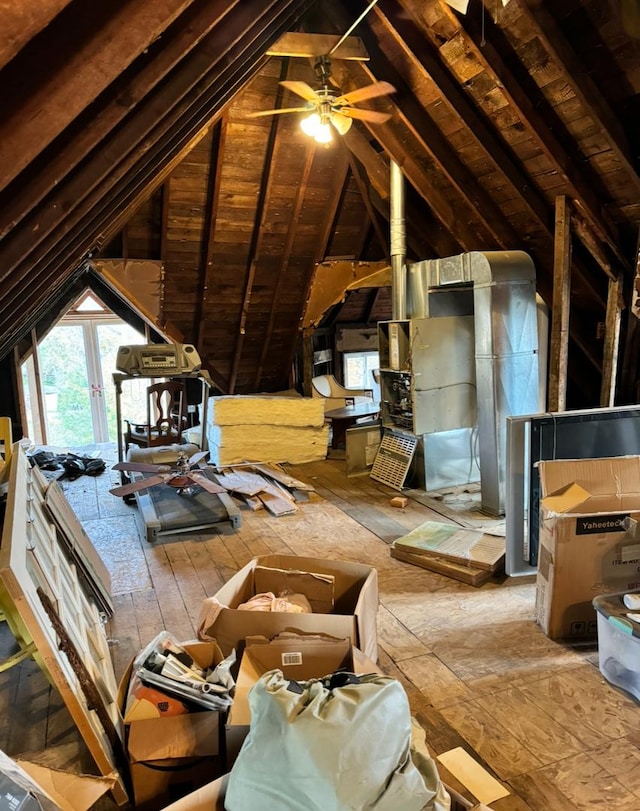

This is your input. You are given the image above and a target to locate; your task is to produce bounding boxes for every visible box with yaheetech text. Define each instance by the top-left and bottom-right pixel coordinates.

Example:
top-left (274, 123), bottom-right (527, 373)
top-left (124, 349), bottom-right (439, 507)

top-left (200, 554), bottom-right (378, 663)
top-left (536, 456), bottom-right (640, 640)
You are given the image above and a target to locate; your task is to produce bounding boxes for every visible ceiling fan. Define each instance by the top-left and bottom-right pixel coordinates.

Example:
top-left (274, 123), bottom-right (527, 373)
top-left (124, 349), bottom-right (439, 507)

top-left (249, 55), bottom-right (395, 142)
top-left (248, 1), bottom-right (394, 142)
top-left (110, 451), bottom-right (227, 498)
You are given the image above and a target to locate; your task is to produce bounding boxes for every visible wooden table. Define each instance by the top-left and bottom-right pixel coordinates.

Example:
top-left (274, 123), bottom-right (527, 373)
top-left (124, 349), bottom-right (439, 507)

top-left (325, 402), bottom-right (380, 449)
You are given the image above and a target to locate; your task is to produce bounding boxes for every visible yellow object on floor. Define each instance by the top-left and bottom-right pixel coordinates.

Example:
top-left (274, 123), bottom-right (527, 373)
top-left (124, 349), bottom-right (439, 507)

top-left (0, 416), bottom-right (12, 477)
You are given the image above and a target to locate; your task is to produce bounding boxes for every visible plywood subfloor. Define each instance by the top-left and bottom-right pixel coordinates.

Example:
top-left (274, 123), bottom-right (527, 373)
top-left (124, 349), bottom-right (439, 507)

top-left (0, 446), bottom-right (638, 810)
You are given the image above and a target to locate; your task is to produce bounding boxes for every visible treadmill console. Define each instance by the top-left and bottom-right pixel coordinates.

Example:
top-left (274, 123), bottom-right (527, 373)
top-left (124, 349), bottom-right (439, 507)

top-left (116, 343), bottom-right (202, 376)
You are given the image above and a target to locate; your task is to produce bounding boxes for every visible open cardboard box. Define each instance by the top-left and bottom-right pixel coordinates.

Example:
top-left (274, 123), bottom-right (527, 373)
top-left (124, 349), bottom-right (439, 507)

top-left (200, 554), bottom-right (378, 663)
top-left (118, 640), bottom-right (226, 810)
top-left (160, 774), bottom-right (484, 811)
top-left (537, 455), bottom-right (640, 640)
top-left (228, 632), bottom-right (358, 726)
top-left (3, 756), bottom-right (114, 811)
top-left (225, 632), bottom-right (376, 768)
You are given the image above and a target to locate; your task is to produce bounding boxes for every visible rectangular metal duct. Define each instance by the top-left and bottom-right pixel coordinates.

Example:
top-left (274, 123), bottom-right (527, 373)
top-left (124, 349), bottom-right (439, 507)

top-left (407, 251), bottom-right (543, 515)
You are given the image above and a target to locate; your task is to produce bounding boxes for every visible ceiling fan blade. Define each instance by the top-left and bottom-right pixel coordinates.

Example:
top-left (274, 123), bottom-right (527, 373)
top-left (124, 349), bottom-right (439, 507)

top-left (333, 81), bottom-right (395, 106)
top-left (247, 106), bottom-right (311, 118)
top-left (113, 461), bottom-right (170, 473)
top-left (187, 450), bottom-right (209, 468)
top-left (330, 111), bottom-right (353, 135)
top-left (280, 80), bottom-right (321, 102)
top-left (109, 474), bottom-right (169, 497)
top-left (189, 473), bottom-right (227, 494)
top-left (339, 107), bottom-right (391, 124)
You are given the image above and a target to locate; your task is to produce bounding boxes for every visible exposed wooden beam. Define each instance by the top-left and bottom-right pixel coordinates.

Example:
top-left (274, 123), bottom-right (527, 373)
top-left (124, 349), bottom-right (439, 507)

top-left (342, 116), bottom-right (483, 253)
top-left (346, 150), bottom-right (390, 261)
top-left (0, 0), bottom-right (318, 360)
top-left (620, 229), bottom-right (640, 402)
top-left (0, 0), bottom-right (240, 242)
top-left (518, 0), bottom-right (640, 196)
top-left (341, 47), bottom-right (522, 249)
top-left (267, 32), bottom-right (369, 60)
top-left (0, 0), bottom-right (74, 69)
top-left (434, 0), bottom-right (629, 271)
top-left (292, 149), bottom-right (350, 373)
top-left (0, 0), bottom-right (198, 191)
top-left (196, 118), bottom-right (228, 349)
top-left (376, 0), bottom-right (552, 235)
top-left (29, 329), bottom-right (48, 445)
top-left (255, 140), bottom-right (316, 388)
top-left (363, 287), bottom-right (382, 325)
top-left (600, 274), bottom-right (623, 407)
top-left (548, 196), bottom-right (572, 412)
top-left (229, 58), bottom-right (289, 394)
top-left (570, 215), bottom-right (616, 282)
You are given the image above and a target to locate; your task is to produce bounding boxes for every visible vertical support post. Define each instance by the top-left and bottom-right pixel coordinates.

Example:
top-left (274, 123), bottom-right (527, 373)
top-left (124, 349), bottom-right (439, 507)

top-left (620, 228), bottom-right (640, 403)
top-left (30, 329), bottom-right (48, 444)
top-left (600, 274), bottom-right (622, 407)
top-left (548, 196), bottom-right (572, 412)
top-left (302, 330), bottom-right (313, 397)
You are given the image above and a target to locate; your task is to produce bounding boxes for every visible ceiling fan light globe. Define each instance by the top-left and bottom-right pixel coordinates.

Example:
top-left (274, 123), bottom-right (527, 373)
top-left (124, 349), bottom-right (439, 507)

top-left (300, 112), bottom-right (321, 136)
top-left (314, 122), bottom-right (333, 143)
top-left (330, 113), bottom-right (353, 135)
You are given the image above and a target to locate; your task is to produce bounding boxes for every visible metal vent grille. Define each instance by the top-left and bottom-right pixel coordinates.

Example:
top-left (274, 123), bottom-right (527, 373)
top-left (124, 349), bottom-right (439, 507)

top-left (370, 429), bottom-right (418, 490)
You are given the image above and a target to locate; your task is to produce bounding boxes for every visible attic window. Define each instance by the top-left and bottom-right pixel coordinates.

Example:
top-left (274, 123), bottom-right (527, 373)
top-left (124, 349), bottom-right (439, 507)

top-left (72, 292), bottom-right (106, 313)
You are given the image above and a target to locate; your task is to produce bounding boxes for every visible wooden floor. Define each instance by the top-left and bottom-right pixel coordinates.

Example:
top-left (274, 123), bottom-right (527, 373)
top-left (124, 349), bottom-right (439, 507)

top-left (1, 446), bottom-right (639, 810)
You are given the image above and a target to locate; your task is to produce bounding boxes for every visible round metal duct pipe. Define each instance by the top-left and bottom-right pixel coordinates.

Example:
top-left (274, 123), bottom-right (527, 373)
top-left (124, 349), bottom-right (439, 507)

top-left (390, 160), bottom-right (406, 321)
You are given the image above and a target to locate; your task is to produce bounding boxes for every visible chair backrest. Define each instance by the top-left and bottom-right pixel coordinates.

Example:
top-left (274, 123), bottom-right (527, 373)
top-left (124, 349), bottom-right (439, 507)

top-left (145, 381), bottom-right (187, 446)
top-left (311, 375), bottom-right (333, 398)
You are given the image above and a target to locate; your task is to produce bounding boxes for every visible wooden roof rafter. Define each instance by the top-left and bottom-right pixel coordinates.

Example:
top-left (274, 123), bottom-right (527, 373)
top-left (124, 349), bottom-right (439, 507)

top-left (352, 31), bottom-right (522, 250)
top-left (435, 0), bottom-right (628, 273)
top-left (515, 0), bottom-right (640, 195)
top-left (196, 116), bottom-right (229, 350)
top-left (346, 150), bottom-right (391, 261)
top-left (254, 140), bottom-right (317, 389)
top-left (229, 57), bottom-right (291, 394)
top-left (0, 0), bottom-right (318, 362)
top-left (375, 0), bottom-right (553, 236)
top-left (0, 0), bottom-right (243, 241)
top-left (290, 147), bottom-right (351, 358)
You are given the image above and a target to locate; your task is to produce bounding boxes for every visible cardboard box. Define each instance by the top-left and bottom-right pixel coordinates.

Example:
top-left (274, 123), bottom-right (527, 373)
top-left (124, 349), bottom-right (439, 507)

top-left (227, 633), bottom-right (355, 728)
top-left (2, 755), bottom-right (113, 811)
top-left (160, 774), bottom-right (478, 811)
top-left (119, 641), bottom-right (225, 810)
top-left (201, 554), bottom-right (379, 662)
top-left (536, 456), bottom-right (640, 640)
top-left (225, 633), bottom-right (381, 770)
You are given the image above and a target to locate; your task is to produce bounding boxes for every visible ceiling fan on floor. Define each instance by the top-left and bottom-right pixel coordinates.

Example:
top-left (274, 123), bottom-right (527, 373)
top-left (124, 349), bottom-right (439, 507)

top-left (110, 451), bottom-right (226, 498)
top-left (248, 0), bottom-right (395, 142)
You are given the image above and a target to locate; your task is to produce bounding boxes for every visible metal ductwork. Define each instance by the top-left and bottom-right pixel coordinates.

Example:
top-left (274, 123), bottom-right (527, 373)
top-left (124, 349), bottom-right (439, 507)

top-left (389, 161), bottom-right (406, 321)
top-left (407, 251), bottom-right (543, 516)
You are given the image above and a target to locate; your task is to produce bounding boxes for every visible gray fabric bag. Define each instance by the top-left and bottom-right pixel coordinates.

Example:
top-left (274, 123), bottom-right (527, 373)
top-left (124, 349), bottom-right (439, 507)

top-left (225, 669), bottom-right (451, 811)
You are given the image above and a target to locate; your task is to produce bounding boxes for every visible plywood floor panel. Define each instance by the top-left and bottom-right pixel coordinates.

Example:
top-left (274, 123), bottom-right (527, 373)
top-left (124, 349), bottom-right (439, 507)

top-left (473, 687), bottom-right (586, 764)
top-left (438, 700), bottom-right (545, 780)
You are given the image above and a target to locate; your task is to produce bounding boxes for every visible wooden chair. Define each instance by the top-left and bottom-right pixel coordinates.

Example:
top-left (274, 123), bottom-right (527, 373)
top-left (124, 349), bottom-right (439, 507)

top-left (124, 381), bottom-right (187, 455)
top-left (311, 374), bottom-right (374, 413)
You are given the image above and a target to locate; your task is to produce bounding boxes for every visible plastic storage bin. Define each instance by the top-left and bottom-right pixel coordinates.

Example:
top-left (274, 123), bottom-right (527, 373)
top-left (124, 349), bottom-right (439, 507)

top-left (592, 591), bottom-right (640, 702)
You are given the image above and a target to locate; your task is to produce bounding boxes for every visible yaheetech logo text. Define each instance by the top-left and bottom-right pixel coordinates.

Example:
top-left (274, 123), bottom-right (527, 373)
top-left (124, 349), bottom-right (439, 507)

top-left (575, 514), bottom-right (629, 535)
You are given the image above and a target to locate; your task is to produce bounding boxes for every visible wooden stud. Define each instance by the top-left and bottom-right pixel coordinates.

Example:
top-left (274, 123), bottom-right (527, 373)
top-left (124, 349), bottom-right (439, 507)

top-left (600, 274), bottom-right (623, 407)
top-left (548, 195), bottom-right (572, 412)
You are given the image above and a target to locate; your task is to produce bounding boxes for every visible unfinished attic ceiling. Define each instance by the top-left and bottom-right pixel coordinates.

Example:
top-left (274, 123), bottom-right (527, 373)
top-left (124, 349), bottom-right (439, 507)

top-left (1, 0), bottom-right (640, 406)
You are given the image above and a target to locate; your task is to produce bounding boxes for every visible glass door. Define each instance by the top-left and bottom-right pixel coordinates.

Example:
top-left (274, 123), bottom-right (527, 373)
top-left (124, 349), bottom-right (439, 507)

top-left (21, 297), bottom-right (145, 446)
